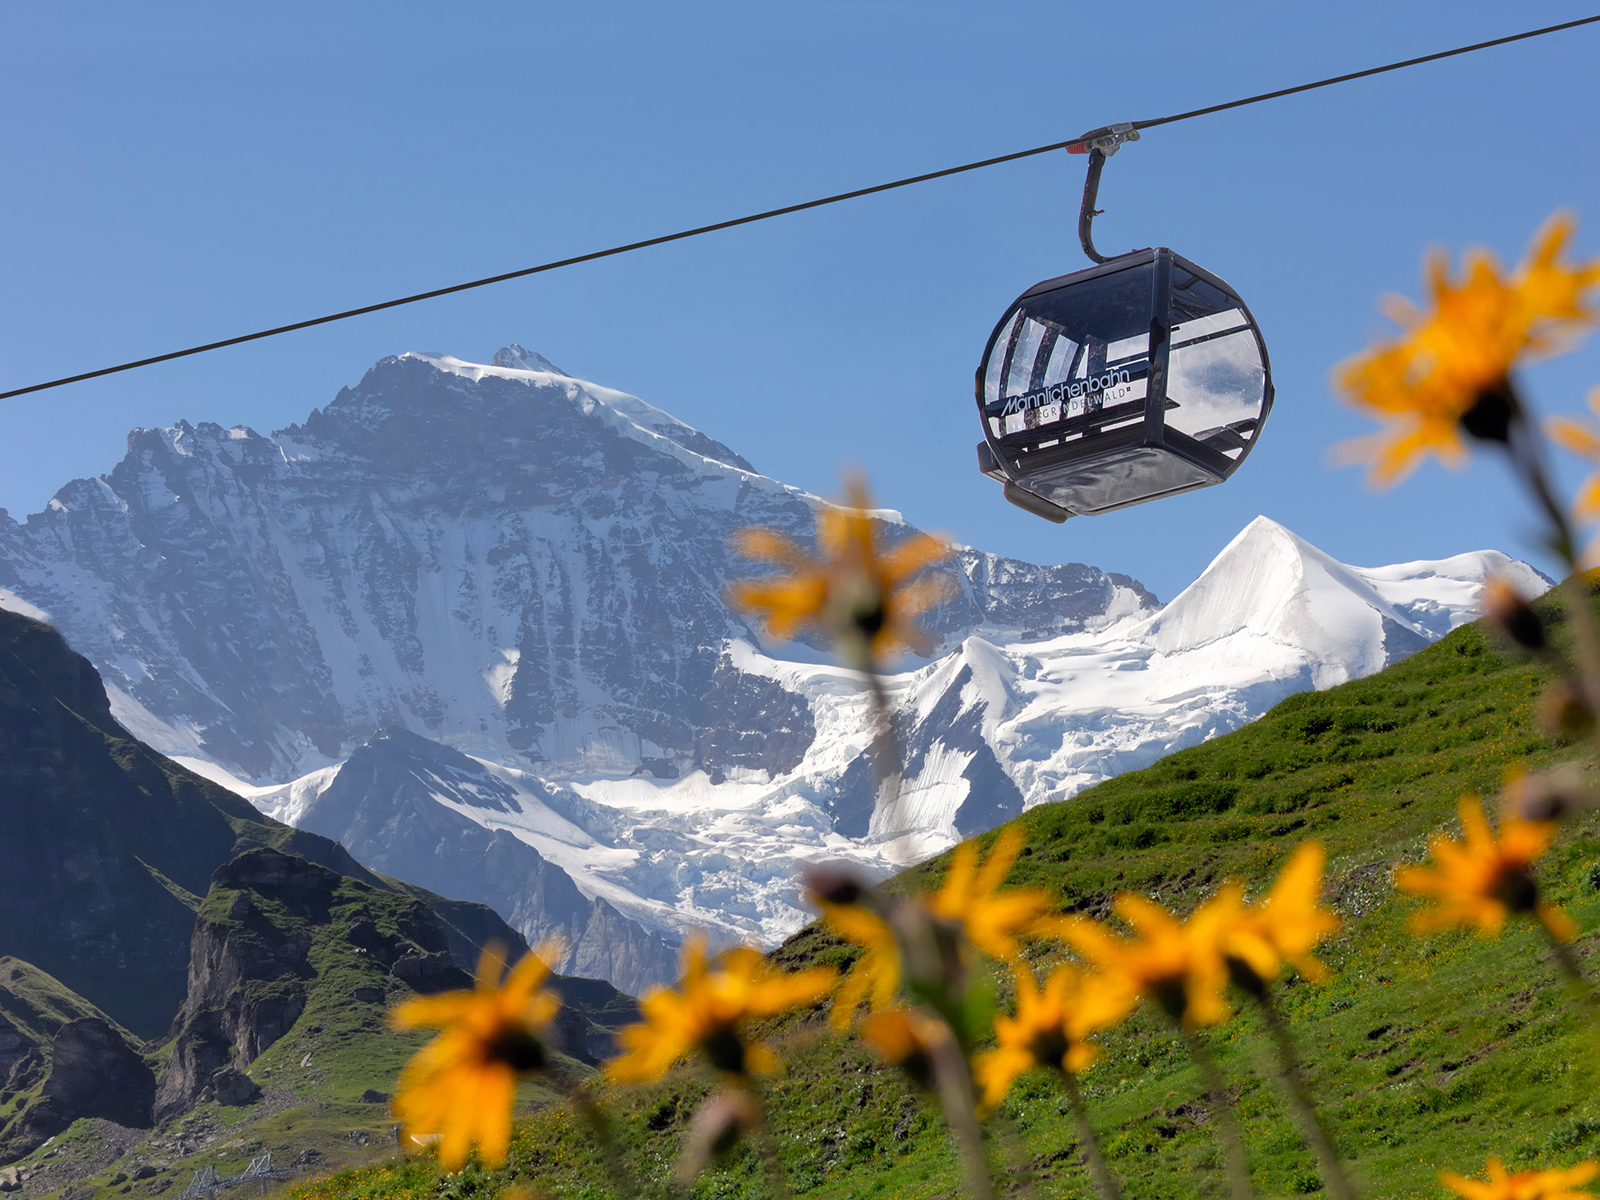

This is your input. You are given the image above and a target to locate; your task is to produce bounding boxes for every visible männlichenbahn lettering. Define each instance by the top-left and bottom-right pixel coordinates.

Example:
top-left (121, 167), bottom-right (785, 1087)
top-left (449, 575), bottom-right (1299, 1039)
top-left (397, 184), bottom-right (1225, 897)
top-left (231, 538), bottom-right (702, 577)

top-left (994, 364), bottom-right (1142, 418)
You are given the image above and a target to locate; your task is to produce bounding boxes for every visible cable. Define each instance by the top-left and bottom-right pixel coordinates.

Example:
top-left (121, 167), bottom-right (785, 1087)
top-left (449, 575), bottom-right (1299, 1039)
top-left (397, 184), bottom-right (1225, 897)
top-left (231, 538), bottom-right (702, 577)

top-left (5, 12), bottom-right (1598, 403)
top-left (1132, 12), bottom-right (1600, 131)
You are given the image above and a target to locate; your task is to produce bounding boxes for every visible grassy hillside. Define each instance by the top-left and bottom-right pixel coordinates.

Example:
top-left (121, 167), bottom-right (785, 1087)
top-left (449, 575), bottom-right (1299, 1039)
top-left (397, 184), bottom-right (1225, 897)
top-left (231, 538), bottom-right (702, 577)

top-left (7, 859), bottom-right (633, 1200)
top-left (255, 595), bottom-right (1600, 1200)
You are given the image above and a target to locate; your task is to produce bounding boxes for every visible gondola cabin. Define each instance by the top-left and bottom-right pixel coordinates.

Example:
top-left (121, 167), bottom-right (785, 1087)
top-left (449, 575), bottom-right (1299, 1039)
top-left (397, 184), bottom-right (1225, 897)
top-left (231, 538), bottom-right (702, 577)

top-left (975, 247), bottom-right (1272, 522)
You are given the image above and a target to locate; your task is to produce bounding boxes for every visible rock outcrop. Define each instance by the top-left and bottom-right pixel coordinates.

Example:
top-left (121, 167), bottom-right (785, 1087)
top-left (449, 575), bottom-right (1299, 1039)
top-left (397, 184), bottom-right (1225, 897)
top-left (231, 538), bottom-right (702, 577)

top-left (153, 845), bottom-right (639, 1122)
top-left (297, 728), bottom-right (679, 993)
top-left (0, 960), bottom-right (153, 1163)
top-left (154, 847), bottom-right (454, 1121)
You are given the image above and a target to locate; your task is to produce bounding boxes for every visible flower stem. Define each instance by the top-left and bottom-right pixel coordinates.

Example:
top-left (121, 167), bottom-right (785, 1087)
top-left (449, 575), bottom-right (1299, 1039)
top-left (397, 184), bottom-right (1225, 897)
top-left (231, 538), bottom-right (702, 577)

top-left (1252, 994), bottom-right (1359, 1200)
top-left (1544, 926), bottom-right (1594, 998)
top-left (752, 1120), bottom-right (792, 1200)
top-left (568, 1085), bottom-right (639, 1200)
top-left (1181, 1030), bottom-right (1253, 1200)
top-left (927, 1024), bottom-right (995, 1200)
top-left (1060, 1070), bottom-right (1123, 1200)
top-left (1506, 406), bottom-right (1600, 734)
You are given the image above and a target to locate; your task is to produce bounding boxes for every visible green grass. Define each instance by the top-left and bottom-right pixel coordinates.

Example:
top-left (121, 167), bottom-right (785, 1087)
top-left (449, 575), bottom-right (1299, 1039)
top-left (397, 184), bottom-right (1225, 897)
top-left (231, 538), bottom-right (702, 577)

top-left (17, 869), bottom-right (607, 1200)
top-left (266, 596), bottom-right (1600, 1200)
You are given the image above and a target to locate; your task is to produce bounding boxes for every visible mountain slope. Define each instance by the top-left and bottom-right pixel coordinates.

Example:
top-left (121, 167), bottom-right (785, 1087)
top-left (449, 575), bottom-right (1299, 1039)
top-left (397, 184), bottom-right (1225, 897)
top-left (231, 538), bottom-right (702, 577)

top-left (278, 592), bottom-right (1600, 1200)
top-left (0, 609), bottom-right (370, 1036)
top-left (244, 515), bottom-right (1545, 958)
top-left (0, 608), bottom-right (640, 1192)
top-left (289, 726), bottom-right (679, 994)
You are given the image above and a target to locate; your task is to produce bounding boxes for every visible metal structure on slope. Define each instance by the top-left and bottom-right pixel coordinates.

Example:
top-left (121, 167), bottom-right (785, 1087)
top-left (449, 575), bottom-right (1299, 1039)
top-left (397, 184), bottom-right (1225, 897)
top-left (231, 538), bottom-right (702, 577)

top-left (975, 125), bottom-right (1274, 522)
top-left (178, 1155), bottom-right (294, 1200)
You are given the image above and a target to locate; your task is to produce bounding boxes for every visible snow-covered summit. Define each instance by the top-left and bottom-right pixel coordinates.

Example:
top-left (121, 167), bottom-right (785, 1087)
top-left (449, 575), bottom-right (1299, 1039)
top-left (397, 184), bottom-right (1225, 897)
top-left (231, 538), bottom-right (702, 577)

top-left (492, 344), bottom-right (570, 375)
top-left (1140, 516), bottom-right (1545, 684)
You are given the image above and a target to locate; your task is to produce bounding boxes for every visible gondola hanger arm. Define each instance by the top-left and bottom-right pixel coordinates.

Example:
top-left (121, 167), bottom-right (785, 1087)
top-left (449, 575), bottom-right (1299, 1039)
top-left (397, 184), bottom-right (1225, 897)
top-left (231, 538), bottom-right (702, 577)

top-left (1067, 123), bottom-right (1140, 265)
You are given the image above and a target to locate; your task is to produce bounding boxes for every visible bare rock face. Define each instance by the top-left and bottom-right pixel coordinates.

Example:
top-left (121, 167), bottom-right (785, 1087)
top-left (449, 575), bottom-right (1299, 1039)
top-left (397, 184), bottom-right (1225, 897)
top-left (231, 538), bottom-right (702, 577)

top-left (153, 846), bottom-right (443, 1123)
top-left (152, 843), bottom-right (637, 1121)
top-left (0, 351), bottom-right (1152, 786)
top-left (0, 351), bottom-right (1162, 994)
top-left (0, 1018), bottom-right (153, 1162)
top-left (43, 1018), bottom-right (155, 1125)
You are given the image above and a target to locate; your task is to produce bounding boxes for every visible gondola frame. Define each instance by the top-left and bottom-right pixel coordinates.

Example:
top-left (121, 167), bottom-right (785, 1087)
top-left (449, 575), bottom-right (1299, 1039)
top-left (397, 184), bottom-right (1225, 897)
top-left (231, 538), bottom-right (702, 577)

top-left (975, 246), bottom-right (1273, 520)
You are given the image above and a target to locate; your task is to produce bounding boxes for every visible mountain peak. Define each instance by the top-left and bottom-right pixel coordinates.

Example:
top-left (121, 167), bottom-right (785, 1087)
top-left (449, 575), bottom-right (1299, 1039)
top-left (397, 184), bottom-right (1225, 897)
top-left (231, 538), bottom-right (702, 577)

top-left (491, 344), bottom-right (569, 375)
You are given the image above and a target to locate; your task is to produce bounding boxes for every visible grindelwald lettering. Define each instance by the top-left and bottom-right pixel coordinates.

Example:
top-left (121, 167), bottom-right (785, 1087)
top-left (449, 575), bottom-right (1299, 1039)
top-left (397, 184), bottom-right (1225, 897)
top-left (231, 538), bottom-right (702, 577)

top-left (998, 368), bottom-right (1134, 418)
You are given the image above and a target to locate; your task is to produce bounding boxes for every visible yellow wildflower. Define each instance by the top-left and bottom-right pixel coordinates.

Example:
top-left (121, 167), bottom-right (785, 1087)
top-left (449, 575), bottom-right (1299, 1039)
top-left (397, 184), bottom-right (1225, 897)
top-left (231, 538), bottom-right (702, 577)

top-left (820, 900), bottom-right (901, 1030)
top-left (973, 964), bottom-right (1101, 1110)
top-left (1221, 842), bottom-right (1341, 988)
top-left (1440, 1156), bottom-right (1599, 1200)
top-left (924, 826), bottom-right (1052, 962)
top-left (1334, 214), bottom-right (1600, 485)
top-left (389, 941), bottom-right (563, 1170)
top-left (1396, 796), bottom-right (1575, 942)
top-left (859, 1005), bottom-right (948, 1089)
top-left (820, 826), bottom-right (1049, 1027)
top-left (727, 473), bottom-right (953, 670)
top-left (605, 934), bottom-right (836, 1083)
top-left (1058, 892), bottom-right (1234, 1029)
top-left (1547, 386), bottom-right (1600, 524)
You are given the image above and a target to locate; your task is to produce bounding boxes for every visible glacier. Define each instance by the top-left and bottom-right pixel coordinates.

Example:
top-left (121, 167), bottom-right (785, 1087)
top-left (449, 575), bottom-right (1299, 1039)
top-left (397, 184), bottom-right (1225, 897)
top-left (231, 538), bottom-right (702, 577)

top-left (0, 345), bottom-right (1546, 990)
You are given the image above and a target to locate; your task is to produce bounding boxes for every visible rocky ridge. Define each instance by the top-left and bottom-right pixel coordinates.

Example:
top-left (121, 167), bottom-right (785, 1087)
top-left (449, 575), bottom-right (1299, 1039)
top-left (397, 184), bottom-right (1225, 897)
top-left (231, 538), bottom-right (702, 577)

top-left (0, 607), bottom-right (638, 1180)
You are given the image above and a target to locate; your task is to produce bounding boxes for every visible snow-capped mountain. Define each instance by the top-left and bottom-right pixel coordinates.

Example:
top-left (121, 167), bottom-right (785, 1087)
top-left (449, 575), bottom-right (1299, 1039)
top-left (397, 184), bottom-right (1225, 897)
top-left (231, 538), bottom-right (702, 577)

top-left (0, 346), bottom-right (1545, 990)
top-left (0, 346), bottom-right (1151, 986)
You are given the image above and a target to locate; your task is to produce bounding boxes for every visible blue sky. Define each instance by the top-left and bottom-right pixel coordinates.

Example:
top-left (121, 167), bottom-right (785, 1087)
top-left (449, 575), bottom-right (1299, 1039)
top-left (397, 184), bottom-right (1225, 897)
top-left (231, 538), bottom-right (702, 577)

top-left (3, 1), bottom-right (1599, 601)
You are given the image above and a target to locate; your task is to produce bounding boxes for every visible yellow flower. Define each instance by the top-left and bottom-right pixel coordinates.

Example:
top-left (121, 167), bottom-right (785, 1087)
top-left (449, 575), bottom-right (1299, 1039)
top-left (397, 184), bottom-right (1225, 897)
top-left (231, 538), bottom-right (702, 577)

top-left (605, 933), bottom-right (836, 1083)
top-left (727, 473), bottom-right (953, 670)
top-left (389, 941), bottom-right (563, 1170)
top-left (1440, 1156), bottom-right (1599, 1200)
top-left (820, 900), bottom-right (901, 1030)
top-left (1546, 387), bottom-right (1600, 522)
top-left (973, 964), bottom-right (1101, 1110)
top-left (1058, 893), bottom-right (1234, 1029)
top-left (859, 1005), bottom-right (949, 1089)
top-left (924, 826), bottom-right (1052, 962)
top-left (820, 826), bottom-right (1049, 1028)
top-left (1395, 796), bottom-right (1575, 942)
top-left (1334, 214), bottom-right (1600, 485)
top-left (1221, 842), bottom-right (1341, 988)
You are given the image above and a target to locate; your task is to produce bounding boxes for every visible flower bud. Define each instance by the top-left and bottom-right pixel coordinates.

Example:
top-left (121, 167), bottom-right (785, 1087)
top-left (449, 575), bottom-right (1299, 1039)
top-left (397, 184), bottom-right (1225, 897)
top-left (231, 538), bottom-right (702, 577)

top-left (859, 1007), bottom-right (946, 1091)
top-left (676, 1089), bottom-right (762, 1183)
top-left (1537, 678), bottom-right (1595, 742)
top-left (1503, 764), bottom-right (1598, 822)
top-left (802, 863), bottom-right (870, 908)
top-left (1480, 575), bottom-right (1545, 651)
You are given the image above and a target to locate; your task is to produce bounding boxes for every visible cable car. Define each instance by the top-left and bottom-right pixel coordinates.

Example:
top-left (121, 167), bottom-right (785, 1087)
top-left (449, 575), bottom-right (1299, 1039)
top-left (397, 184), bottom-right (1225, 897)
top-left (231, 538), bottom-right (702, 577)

top-left (975, 126), bottom-right (1272, 522)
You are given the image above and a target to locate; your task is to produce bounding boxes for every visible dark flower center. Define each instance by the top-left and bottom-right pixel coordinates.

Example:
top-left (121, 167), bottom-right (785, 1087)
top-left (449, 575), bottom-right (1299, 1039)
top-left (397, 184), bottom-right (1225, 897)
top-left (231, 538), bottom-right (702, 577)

top-left (852, 599), bottom-right (887, 639)
top-left (1027, 1026), bottom-right (1071, 1070)
top-left (485, 1026), bottom-right (548, 1073)
top-left (1459, 382), bottom-right (1517, 444)
top-left (1151, 976), bottom-right (1189, 1023)
top-left (1226, 956), bottom-right (1269, 1002)
top-left (1491, 866), bottom-right (1540, 915)
top-left (701, 1025), bottom-right (748, 1075)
